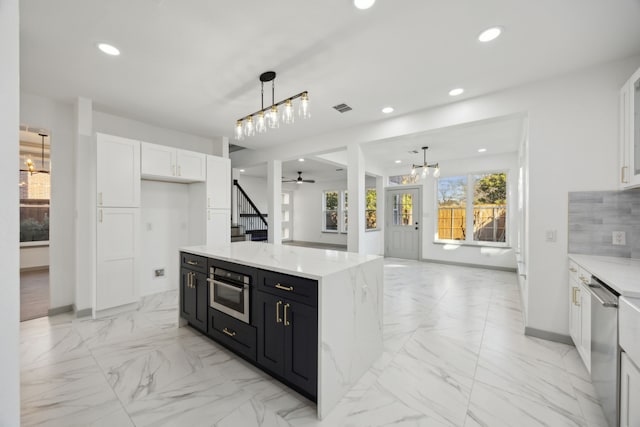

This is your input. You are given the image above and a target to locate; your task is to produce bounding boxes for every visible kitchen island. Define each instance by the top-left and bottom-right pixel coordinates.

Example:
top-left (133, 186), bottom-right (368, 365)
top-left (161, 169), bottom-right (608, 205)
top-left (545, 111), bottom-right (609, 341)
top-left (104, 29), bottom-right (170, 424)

top-left (179, 241), bottom-right (384, 419)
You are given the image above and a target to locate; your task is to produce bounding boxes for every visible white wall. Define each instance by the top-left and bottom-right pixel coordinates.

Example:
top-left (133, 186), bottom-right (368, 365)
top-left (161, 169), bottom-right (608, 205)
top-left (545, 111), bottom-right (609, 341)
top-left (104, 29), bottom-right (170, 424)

top-left (21, 92), bottom-right (76, 310)
top-left (0, 0), bottom-right (20, 423)
top-left (233, 55), bottom-right (640, 338)
top-left (20, 246), bottom-right (50, 270)
top-left (236, 175), bottom-right (268, 213)
top-left (291, 179), bottom-right (349, 246)
top-left (93, 111), bottom-right (216, 154)
top-left (421, 152), bottom-right (519, 269)
top-left (140, 180), bottom-right (190, 296)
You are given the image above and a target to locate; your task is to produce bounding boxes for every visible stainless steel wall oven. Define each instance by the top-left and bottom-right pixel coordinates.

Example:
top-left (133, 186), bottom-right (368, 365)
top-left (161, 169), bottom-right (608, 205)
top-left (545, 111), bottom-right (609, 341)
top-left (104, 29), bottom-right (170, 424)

top-left (208, 266), bottom-right (251, 323)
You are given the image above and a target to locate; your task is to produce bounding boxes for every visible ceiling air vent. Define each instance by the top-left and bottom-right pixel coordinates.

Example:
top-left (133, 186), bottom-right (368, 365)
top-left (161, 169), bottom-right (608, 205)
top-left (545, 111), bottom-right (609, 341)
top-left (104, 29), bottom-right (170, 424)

top-left (333, 103), bottom-right (352, 113)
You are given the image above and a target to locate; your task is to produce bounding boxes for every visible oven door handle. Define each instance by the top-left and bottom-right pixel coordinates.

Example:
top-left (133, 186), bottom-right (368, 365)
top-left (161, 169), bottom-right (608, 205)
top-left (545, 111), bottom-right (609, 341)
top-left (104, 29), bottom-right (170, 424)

top-left (207, 278), bottom-right (245, 292)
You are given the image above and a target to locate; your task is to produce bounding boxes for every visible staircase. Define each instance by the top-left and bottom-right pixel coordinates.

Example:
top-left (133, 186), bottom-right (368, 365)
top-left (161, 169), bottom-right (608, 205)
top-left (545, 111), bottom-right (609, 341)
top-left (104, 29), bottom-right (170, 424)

top-left (233, 179), bottom-right (268, 241)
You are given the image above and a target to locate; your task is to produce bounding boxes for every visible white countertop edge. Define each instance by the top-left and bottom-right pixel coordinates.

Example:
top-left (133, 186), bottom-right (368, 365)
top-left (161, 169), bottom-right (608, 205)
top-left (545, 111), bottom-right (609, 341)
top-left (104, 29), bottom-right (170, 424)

top-left (568, 253), bottom-right (640, 298)
top-left (181, 242), bottom-right (382, 280)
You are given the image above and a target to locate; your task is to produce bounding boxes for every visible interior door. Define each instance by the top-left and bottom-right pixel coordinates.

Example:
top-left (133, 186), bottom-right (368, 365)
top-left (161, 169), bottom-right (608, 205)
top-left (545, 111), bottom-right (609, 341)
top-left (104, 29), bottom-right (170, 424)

top-left (385, 187), bottom-right (421, 260)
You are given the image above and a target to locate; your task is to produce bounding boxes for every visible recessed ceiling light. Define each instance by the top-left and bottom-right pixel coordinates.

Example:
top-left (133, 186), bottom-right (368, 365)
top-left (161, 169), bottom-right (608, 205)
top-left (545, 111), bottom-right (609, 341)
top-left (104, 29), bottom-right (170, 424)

top-left (449, 88), bottom-right (464, 97)
top-left (239, 169), bottom-right (245, 172)
top-left (478, 27), bottom-right (502, 43)
top-left (97, 43), bottom-right (120, 56)
top-left (478, 148), bottom-right (487, 153)
top-left (382, 106), bottom-right (394, 114)
top-left (394, 160), bottom-right (402, 164)
top-left (298, 158), bottom-right (305, 162)
top-left (354, 0), bottom-right (375, 10)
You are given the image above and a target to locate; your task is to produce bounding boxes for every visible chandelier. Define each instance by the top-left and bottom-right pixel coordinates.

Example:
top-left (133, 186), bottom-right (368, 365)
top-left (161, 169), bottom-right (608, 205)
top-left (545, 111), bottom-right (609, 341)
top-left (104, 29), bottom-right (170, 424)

top-left (235, 71), bottom-right (309, 140)
top-left (20, 133), bottom-right (50, 175)
top-left (411, 146), bottom-right (440, 179)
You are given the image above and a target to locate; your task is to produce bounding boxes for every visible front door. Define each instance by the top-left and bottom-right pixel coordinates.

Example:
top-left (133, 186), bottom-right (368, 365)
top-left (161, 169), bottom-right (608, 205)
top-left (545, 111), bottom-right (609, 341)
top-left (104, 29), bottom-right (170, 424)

top-left (385, 187), bottom-right (421, 260)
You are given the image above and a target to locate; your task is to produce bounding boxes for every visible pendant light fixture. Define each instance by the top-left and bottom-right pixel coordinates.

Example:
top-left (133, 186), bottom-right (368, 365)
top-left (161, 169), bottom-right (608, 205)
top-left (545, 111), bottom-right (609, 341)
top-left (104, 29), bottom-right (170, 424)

top-left (235, 71), bottom-right (309, 140)
top-left (20, 133), bottom-right (50, 175)
top-left (410, 146), bottom-right (440, 179)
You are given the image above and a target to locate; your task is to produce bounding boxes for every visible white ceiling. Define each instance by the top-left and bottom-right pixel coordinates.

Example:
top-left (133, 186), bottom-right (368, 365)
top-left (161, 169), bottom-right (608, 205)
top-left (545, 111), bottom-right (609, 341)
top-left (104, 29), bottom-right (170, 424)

top-left (20, 0), bottom-right (640, 152)
top-left (241, 157), bottom-right (350, 184)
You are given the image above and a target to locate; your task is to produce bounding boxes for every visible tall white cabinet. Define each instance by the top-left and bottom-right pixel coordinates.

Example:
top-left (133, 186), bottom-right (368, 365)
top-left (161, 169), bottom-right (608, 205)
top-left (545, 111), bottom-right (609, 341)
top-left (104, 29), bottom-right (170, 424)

top-left (95, 133), bottom-right (141, 312)
top-left (94, 135), bottom-right (229, 314)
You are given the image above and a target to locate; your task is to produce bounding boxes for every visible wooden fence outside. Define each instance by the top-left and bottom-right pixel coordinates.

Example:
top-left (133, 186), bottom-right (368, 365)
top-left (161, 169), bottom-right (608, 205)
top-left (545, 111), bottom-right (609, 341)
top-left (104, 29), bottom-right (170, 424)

top-left (438, 205), bottom-right (506, 242)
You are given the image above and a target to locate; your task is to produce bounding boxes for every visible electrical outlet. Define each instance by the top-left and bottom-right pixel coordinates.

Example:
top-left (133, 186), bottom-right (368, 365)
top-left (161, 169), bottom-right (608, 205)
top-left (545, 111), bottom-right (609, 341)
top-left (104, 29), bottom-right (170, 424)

top-left (612, 231), bottom-right (626, 246)
top-left (545, 230), bottom-right (557, 242)
top-left (154, 268), bottom-right (165, 278)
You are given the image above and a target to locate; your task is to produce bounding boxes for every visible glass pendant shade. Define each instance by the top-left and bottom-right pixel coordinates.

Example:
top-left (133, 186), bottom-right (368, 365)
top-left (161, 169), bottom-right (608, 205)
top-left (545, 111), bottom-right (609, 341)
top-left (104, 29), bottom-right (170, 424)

top-left (235, 121), bottom-right (244, 140)
top-left (410, 166), bottom-right (417, 176)
top-left (298, 92), bottom-right (310, 119)
top-left (433, 166), bottom-right (441, 178)
top-left (422, 166), bottom-right (428, 178)
top-left (268, 105), bottom-right (280, 128)
top-left (282, 99), bottom-right (295, 124)
top-left (256, 111), bottom-right (267, 133)
top-left (244, 116), bottom-right (255, 136)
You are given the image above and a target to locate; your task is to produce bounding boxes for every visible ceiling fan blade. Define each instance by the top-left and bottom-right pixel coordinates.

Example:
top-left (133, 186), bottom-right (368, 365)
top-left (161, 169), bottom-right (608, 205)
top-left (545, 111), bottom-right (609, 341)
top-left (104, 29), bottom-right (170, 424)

top-left (302, 179), bottom-right (315, 183)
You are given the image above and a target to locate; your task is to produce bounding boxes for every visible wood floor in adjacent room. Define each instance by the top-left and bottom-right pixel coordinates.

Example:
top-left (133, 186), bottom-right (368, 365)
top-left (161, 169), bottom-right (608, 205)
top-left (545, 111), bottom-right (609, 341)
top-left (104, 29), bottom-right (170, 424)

top-left (20, 268), bottom-right (49, 321)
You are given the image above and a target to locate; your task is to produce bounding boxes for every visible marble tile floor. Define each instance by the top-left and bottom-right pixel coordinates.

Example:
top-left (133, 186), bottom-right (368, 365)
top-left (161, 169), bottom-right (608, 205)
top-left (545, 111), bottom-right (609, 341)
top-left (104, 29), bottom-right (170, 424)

top-left (20, 259), bottom-right (608, 426)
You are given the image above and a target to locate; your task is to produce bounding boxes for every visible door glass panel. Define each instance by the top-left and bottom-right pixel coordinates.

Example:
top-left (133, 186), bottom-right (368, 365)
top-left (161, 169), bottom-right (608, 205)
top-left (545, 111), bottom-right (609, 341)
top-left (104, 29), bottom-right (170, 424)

top-left (635, 77), bottom-right (640, 174)
top-left (392, 193), bottom-right (413, 226)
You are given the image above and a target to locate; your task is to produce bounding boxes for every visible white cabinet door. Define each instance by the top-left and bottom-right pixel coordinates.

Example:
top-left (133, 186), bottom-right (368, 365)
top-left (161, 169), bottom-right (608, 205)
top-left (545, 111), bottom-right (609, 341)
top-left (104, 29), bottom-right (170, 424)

top-left (177, 149), bottom-right (206, 182)
top-left (206, 155), bottom-right (231, 209)
top-left (97, 133), bottom-right (140, 207)
top-left (569, 281), bottom-right (582, 349)
top-left (206, 209), bottom-right (230, 246)
top-left (579, 282), bottom-right (591, 372)
top-left (623, 67), bottom-right (640, 189)
top-left (141, 142), bottom-right (175, 178)
top-left (620, 352), bottom-right (640, 427)
top-left (96, 207), bottom-right (140, 310)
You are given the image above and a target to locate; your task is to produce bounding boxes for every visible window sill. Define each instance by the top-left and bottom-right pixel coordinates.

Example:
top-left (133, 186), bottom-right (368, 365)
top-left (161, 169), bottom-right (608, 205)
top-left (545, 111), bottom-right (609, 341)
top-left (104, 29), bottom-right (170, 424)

top-left (322, 230), bottom-right (339, 234)
top-left (365, 228), bottom-right (380, 232)
top-left (433, 240), bottom-right (511, 249)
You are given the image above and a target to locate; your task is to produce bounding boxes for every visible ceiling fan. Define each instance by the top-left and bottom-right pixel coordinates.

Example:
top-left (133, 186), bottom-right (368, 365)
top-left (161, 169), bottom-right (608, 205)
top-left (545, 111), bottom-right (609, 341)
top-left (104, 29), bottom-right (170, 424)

top-left (283, 171), bottom-right (315, 184)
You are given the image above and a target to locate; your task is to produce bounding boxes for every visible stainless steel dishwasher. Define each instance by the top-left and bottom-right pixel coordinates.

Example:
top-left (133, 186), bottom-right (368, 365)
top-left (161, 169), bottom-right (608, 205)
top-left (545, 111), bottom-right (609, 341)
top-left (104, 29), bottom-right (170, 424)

top-left (587, 276), bottom-right (619, 427)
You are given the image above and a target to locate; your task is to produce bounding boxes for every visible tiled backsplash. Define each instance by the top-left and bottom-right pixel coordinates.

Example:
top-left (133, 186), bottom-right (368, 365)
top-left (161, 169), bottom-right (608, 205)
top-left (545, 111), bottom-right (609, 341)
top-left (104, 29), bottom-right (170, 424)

top-left (568, 190), bottom-right (640, 258)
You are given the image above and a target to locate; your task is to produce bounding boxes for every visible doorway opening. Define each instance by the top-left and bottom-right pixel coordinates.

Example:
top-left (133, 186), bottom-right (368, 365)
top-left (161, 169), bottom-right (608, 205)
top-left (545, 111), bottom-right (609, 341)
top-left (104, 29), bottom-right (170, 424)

top-left (19, 126), bottom-right (50, 321)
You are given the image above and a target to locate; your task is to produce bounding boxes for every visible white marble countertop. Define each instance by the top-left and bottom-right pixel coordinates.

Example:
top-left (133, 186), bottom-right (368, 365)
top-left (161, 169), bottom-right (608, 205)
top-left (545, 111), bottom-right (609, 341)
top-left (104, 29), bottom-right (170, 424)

top-left (181, 241), bottom-right (381, 280)
top-left (568, 254), bottom-right (640, 297)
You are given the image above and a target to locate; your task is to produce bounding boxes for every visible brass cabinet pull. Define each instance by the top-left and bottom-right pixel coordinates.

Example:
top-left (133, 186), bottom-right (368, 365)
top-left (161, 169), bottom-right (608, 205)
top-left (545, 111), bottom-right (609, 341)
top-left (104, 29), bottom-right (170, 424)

top-left (99, 210), bottom-right (103, 223)
top-left (276, 300), bottom-right (283, 323)
top-left (178, 165), bottom-right (182, 176)
top-left (569, 267), bottom-right (577, 273)
top-left (186, 260), bottom-right (198, 266)
top-left (223, 327), bottom-right (236, 337)
top-left (573, 287), bottom-right (581, 306)
top-left (622, 166), bottom-right (629, 184)
top-left (98, 192), bottom-right (103, 206)
top-left (275, 283), bottom-right (294, 292)
top-left (284, 303), bottom-right (290, 326)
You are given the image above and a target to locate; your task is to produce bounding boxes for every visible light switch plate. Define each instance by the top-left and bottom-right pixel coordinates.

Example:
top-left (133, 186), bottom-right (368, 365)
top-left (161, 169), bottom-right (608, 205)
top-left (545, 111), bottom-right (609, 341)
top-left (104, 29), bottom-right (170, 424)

top-left (613, 231), bottom-right (626, 246)
top-left (545, 230), bottom-right (557, 242)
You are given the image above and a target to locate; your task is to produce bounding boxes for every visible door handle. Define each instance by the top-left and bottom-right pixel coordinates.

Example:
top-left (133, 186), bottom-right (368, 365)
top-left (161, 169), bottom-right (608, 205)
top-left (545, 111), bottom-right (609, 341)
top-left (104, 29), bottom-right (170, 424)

top-left (284, 303), bottom-right (290, 326)
top-left (276, 300), bottom-right (282, 323)
top-left (186, 260), bottom-right (199, 266)
top-left (223, 327), bottom-right (236, 337)
top-left (275, 283), bottom-right (294, 292)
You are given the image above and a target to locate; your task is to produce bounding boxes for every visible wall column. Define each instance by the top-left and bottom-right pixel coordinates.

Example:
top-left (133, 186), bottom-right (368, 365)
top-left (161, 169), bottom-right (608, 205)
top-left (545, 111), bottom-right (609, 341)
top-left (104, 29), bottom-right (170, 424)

top-left (211, 136), bottom-right (229, 158)
top-left (0, 0), bottom-right (21, 423)
top-left (347, 143), bottom-right (365, 253)
top-left (74, 97), bottom-right (94, 315)
top-left (267, 160), bottom-right (282, 244)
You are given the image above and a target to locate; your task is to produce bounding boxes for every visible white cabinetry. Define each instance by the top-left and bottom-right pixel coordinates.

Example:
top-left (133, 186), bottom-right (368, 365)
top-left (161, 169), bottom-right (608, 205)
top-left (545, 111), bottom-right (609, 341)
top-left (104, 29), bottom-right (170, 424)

top-left (96, 208), bottom-right (140, 310)
top-left (207, 209), bottom-right (231, 246)
top-left (206, 155), bottom-right (231, 209)
top-left (141, 142), bottom-right (206, 183)
top-left (97, 133), bottom-right (140, 207)
top-left (620, 352), bottom-right (640, 427)
top-left (619, 66), bottom-right (640, 189)
top-left (96, 134), bottom-right (141, 313)
top-left (568, 260), bottom-right (591, 372)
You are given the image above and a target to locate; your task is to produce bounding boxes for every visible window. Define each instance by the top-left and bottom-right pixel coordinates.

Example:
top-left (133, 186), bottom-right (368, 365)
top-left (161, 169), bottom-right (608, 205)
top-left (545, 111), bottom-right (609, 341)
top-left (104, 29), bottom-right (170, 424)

top-left (388, 174), bottom-right (418, 186)
top-left (437, 172), bottom-right (507, 244)
top-left (366, 188), bottom-right (377, 230)
top-left (323, 190), bottom-right (339, 231)
top-left (321, 189), bottom-right (378, 232)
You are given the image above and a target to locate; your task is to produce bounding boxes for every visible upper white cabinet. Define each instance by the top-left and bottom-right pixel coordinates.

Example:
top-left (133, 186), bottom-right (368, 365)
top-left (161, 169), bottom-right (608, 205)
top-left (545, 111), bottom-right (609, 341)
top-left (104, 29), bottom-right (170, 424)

top-left (97, 133), bottom-right (140, 207)
top-left (206, 155), bottom-right (231, 209)
top-left (619, 67), bottom-right (640, 189)
top-left (141, 142), bottom-right (206, 183)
